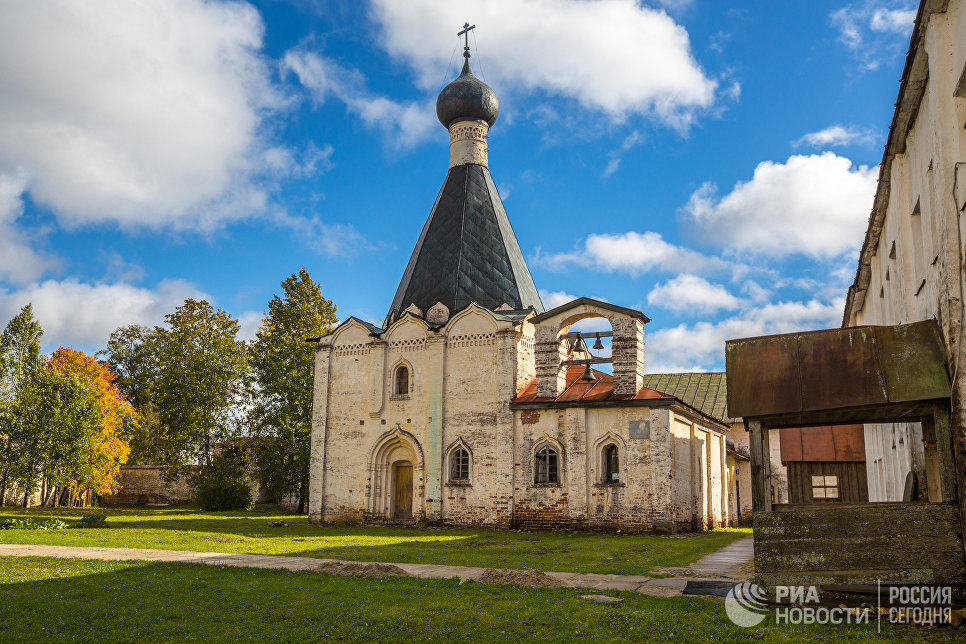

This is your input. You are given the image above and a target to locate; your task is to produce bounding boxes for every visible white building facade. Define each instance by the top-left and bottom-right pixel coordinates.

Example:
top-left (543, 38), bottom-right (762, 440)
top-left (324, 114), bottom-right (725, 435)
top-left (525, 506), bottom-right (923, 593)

top-left (844, 0), bottom-right (966, 503)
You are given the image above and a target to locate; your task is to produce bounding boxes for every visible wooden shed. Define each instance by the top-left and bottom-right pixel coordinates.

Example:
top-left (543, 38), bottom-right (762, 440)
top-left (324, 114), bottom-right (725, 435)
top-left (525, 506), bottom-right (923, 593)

top-left (726, 321), bottom-right (966, 586)
top-left (779, 425), bottom-right (868, 505)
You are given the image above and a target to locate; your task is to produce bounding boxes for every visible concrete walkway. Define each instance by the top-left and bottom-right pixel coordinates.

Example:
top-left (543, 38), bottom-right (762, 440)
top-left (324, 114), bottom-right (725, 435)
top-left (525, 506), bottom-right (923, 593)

top-left (0, 536), bottom-right (754, 598)
top-left (690, 536), bottom-right (755, 577)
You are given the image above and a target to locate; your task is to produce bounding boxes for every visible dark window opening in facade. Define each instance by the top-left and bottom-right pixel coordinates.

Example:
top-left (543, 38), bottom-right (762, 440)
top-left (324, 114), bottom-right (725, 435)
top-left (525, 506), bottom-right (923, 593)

top-left (395, 365), bottom-right (410, 395)
top-left (604, 444), bottom-right (619, 483)
top-left (534, 445), bottom-right (560, 484)
top-left (450, 447), bottom-right (470, 482)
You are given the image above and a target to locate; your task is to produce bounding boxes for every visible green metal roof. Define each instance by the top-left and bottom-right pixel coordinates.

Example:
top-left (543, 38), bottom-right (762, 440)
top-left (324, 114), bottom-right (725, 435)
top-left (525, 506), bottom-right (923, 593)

top-left (642, 372), bottom-right (735, 424)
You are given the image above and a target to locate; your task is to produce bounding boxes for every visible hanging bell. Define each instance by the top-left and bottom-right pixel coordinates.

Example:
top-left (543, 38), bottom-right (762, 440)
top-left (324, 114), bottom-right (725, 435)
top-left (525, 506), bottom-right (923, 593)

top-left (573, 336), bottom-right (587, 354)
top-left (592, 333), bottom-right (604, 351)
top-left (580, 362), bottom-right (596, 381)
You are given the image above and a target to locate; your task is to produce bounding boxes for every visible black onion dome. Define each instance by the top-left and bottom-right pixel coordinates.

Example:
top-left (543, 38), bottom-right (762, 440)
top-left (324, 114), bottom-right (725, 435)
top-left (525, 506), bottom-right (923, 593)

top-left (436, 57), bottom-right (499, 128)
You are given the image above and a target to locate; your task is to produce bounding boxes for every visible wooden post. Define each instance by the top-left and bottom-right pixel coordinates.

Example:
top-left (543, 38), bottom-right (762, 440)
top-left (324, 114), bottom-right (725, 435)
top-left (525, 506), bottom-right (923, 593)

top-left (932, 403), bottom-right (957, 503)
top-left (748, 419), bottom-right (772, 512)
top-left (931, 401), bottom-right (964, 551)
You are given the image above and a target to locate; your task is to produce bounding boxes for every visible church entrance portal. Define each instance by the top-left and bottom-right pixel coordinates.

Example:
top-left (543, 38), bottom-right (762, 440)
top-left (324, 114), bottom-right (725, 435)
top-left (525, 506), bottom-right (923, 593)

top-left (393, 461), bottom-right (413, 519)
top-left (369, 427), bottom-right (423, 520)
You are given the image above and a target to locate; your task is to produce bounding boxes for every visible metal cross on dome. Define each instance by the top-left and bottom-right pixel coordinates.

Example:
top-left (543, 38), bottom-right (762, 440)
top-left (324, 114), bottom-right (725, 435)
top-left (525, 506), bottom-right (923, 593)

top-left (458, 22), bottom-right (476, 55)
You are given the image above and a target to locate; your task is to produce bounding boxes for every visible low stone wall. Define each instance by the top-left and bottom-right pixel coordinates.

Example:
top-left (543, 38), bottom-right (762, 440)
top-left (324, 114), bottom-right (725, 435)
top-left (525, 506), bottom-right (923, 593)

top-left (101, 465), bottom-right (193, 505)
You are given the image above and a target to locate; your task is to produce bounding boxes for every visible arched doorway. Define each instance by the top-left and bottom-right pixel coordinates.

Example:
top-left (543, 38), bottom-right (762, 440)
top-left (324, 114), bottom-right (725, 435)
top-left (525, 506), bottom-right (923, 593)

top-left (393, 461), bottom-right (413, 519)
top-left (369, 427), bottom-right (423, 520)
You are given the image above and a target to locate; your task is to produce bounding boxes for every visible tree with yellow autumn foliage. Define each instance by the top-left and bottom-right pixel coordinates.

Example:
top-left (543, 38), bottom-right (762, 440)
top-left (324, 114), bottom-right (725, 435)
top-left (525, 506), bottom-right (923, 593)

top-left (49, 348), bottom-right (137, 498)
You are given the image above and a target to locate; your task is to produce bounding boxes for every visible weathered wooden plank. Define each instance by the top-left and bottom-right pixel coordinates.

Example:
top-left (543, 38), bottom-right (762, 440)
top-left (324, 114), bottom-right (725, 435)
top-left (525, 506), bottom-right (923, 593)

top-left (748, 419), bottom-right (769, 512)
top-left (753, 501), bottom-right (959, 526)
top-left (932, 403), bottom-right (957, 502)
top-left (752, 502), bottom-right (966, 586)
top-left (758, 568), bottom-right (959, 587)
top-left (754, 510), bottom-right (960, 534)
top-left (754, 543), bottom-right (965, 572)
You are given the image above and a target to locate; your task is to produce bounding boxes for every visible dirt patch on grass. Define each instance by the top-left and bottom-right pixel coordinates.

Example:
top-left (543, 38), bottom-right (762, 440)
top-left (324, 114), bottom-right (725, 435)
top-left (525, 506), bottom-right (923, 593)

top-left (314, 561), bottom-right (410, 579)
top-left (479, 568), bottom-right (564, 588)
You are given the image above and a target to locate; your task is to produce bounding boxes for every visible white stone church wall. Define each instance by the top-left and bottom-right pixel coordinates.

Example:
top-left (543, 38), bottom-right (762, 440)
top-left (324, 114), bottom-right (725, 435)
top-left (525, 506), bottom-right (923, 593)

top-left (848, 3), bottom-right (966, 506)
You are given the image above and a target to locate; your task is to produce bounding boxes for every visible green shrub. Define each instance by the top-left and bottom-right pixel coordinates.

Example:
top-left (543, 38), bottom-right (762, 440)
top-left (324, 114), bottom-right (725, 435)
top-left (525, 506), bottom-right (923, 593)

top-left (0, 518), bottom-right (69, 530)
top-left (193, 450), bottom-right (254, 511)
top-left (76, 511), bottom-right (108, 528)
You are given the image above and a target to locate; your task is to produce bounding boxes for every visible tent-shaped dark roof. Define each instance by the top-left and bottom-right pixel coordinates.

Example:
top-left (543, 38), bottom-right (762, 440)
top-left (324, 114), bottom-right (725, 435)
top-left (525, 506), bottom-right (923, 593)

top-left (387, 163), bottom-right (543, 321)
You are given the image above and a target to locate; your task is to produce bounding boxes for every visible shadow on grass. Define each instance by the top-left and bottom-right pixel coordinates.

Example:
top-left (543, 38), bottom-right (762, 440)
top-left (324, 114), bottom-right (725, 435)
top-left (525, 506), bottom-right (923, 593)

top-left (0, 556), bottom-right (892, 643)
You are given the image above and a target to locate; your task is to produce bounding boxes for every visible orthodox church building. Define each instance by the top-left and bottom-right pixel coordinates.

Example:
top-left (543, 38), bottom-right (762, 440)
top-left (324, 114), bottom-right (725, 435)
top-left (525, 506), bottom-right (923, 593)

top-left (308, 37), bottom-right (738, 532)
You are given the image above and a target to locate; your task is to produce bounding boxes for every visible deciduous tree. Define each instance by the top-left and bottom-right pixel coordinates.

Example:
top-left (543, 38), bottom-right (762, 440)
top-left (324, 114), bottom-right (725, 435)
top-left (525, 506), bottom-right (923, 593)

top-left (154, 299), bottom-right (248, 473)
top-left (249, 268), bottom-right (337, 511)
top-left (100, 324), bottom-right (161, 464)
top-left (0, 305), bottom-right (44, 504)
top-left (8, 366), bottom-right (100, 507)
top-left (100, 324), bottom-right (157, 409)
top-left (49, 348), bottom-right (135, 496)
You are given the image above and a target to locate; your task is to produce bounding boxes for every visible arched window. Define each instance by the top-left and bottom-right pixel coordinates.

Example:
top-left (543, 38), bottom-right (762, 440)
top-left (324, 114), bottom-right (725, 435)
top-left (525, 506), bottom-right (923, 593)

top-left (449, 447), bottom-right (470, 482)
top-left (394, 364), bottom-right (410, 395)
top-left (534, 444), bottom-right (560, 484)
top-left (603, 444), bottom-right (620, 484)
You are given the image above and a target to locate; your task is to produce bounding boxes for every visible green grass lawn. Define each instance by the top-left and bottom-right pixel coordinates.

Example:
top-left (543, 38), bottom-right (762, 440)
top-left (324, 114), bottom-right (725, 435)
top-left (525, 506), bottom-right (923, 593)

top-left (0, 504), bottom-right (751, 575)
top-left (0, 556), bottom-right (927, 643)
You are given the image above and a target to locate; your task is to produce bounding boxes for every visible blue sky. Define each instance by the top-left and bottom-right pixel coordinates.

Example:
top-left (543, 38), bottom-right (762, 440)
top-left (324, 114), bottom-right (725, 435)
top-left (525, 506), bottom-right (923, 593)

top-left (0, 0), bottom-right (918, 371)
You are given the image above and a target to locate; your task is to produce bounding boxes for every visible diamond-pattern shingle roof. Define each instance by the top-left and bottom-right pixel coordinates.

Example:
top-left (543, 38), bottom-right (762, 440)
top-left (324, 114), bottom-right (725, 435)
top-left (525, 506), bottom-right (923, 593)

top-left (641, 372), bottom-right (735, 424)
top-left (388, 163), bottom-right (543, 320)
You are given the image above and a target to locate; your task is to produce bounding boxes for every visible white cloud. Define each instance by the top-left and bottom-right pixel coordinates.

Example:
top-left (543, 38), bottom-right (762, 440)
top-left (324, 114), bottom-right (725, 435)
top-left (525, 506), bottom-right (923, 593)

top-left (870, 7), bottom-right (917, 32)
top-left (237, 310), bottom-right (265, 343)
top-left (0, 0), bottom-right (287, 230)
top-left (262, 143), bottom-right (335, 179)
top-left (283, 49), bottom-right (437, 148)
top-left (271, 210), bottom-right (378, 258)
top-left (653, 0), bottom-right (694, 12)
top-left (647, 275), bottom-right (740, 314)
top-left (539, 289), bottom-right (579, 310)
top-left (603, 131), bottom-right (642, 177)
top-left (0, 279), bottom-right (208, 350)
top-left (683, 152), bottom-right (877, 259)
top-left (0, 172), bottom-right (57, 284)
top-left (370, 0), bottom-right (718, 128)
top-left (831, 2), bottom-right (916, 70)
top-left (794, 124), bottom-right (878, 148)
top-left (646, 297), bottom-right (844, 371)
top-left (535, 231), bottom-right (716, 276)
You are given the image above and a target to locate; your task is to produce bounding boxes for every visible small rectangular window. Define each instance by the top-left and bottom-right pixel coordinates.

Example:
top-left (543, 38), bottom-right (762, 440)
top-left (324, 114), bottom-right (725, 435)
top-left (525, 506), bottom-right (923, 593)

top-left (811, 475), bottom-right (839, 501)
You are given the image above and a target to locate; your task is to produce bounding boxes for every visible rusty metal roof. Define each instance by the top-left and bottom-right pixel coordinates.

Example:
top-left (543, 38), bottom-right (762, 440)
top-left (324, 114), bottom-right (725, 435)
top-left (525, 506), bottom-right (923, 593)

top-left (726, 320), bottom-right (950, 423)
top-left (513, 367), bottom-right (729, 430)
top-left (513, 365), bottom-right (672, 405)
top-left (778, 425), bottom-right (866, 462)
